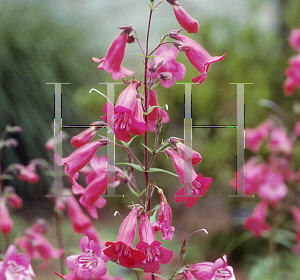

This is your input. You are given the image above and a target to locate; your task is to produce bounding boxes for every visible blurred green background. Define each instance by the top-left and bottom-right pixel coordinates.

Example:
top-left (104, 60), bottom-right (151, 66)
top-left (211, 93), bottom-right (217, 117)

top-left (1, 0), bottom-right (300, 279)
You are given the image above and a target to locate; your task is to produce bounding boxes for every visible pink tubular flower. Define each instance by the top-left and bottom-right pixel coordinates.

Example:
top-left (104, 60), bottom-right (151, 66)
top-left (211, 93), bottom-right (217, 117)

top-left (71, 126), bottom-right (98, 148)
top-left (245, 119), bottom-right (274, 153)
top-left (295, 122), bottom-right (300, 137)
top-left (130, 98), bottom-right (147, 136)
top-left (103, 206), bottom-right (146, 268)
top-left (59, 236), bottom-right (106, 280)
top-left (242, 157), bottom-right (267, 195)
top-left (92, 28), bottom-right (134, 80)
top-left (14, 164), bottom-right (39, 184)
top-left (171, 33), bottom-right (226, 85)
top-left (55, 140), bottom-right (106, 186)
top-left (4, 186), bottom-right (23, 209)
top-left (134, 213), bottom-right (173, 273)
top-left (189, 255), bottom-right (236, 280)
top-left (0, 198), bottom-right (13, 235)
top-left (147, 90), bottom-right (169, 132)
top-left (102, 81), bottom-right (146, 141)
top-left (151, 44), bottom-right (186, 88)
top-left (243, 200), bottom-right (270, 237)
top-left (291, 207), bottom-right (300, 242)
top-left (284, 54), bottom-right (300, 96)
top-left (169, 137), bottom-right (201, 165)
top-left (0, 244), bottom-right (35, 280)
top-left (257, 172), bottom-right (287, 205)
top-left (14, 227), bottom-right (63, 270)
top-left (45, 131), bottom-right (68, 151)
top-left (73, 155), bottom-right (119, 219)
top-left (167, 0), bottom-right (199, 33)
top-left (165, 148), bottom-right (212, 207)
top-left (267, 127), bottom-right (293, 156)
top-left (288, 28), bottom-right (300, 52)
top-left (67, 195), bottom-right (101, 243)
top-left (154, 187), bottom-right (175, 240)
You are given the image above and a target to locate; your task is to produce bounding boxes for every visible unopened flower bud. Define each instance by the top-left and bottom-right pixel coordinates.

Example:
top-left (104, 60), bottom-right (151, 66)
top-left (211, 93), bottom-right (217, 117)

top-left (166, 0), bottom-right (180, 5)
top-left (116, 170), bottom-right (128, 184)
top-left (173, 40), bottom-right (191, 52)
top-left (4, 138), bottom-right (18, 148)
top-left (118, 24), bottom-right (133, 35)
top-left (179, 239), bottom-right (188, 257)
top-left (148, 59), bottom-right (164, 73)
top-left (154, 117), bottom-right (162, 134)
top-left (169, 137), bottom-right (182, 145)
top-left (158, 72), bottom-right (172, 82)
top-left (127, 35), bottom-right (135, 44)
top-left (71, 126), bottom-right (99, 148)
top-left (168, 29), bottom-right (183, 39)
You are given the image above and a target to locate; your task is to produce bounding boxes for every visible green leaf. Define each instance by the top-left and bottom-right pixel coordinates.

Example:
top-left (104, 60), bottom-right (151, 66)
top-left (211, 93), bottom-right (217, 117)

top-left (116, 163), bottom-right (177, 177)
top-left (141, 143), bottom-right (153, 153)
top-left (0, 174), bottom-right (14, 181)
top-left (147, 167), bottom-right (178, 177)
top-left (129, 53), bottom-right (145, 58)
top-left (127, 186), bottom-right (140, 198)
top-left (123, 135), bottom-right (138, 147)
top-left (150, 82), bottom-right (160, 90)
top-left (154, 142), bottom-right (170, 153)
top-left (273, 229), bottom-right (296, 249)
top-left (146, 2), bottom-right (153, 10)
top-left (117, 162), bottom-right (145, 172)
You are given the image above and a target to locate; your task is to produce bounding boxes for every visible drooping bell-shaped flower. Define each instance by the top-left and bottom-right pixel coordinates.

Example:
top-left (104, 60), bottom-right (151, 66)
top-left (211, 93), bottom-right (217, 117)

top-left (0, 244), bottom-right (35, 280)
top-left (67, 194), bottom-right (101, 243)
top-left (130, 97), bottom-right (147, 136)
top-left (170, 33), bottom-right (226, 85)
top-left (164, 148), bottom-right (212, 207)
top-left (14, 164), bottom-right (39, 184)
top-left (71, 126), bottom-right (99, 148)
top-left (73, 155), bottom-right (119, 219)
top-left (243, 200), bottom-right (270, 237)
top-left (103, 206), bottom-right (145, 268)
top-left (102, 81), bottom-right (146, 142)
top-left (167, 0), bottom-right (199, 33)
top-left (154, 187), bottom-right (174, 240)
top-left (150, 44), bottom-right (186, 88)
top-left (4, 186), bottom-right (23, 209)
top-left (0, 197), bottom-right (13, 235)
top-left (189, 255), bottom-right (236, 280)
top-left (92, 26), bottom-right (134, 80)
top-left (133, 213), bottom-right (173, 273)
top-left (14, 223), bottom-right (63, 270)
top-left (147, 90), bottom-right (169, 133)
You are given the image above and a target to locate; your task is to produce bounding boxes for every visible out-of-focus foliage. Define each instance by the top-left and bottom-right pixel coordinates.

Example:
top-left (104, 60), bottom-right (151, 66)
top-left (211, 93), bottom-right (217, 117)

top-left (0, 1), bottom-right (101, 210)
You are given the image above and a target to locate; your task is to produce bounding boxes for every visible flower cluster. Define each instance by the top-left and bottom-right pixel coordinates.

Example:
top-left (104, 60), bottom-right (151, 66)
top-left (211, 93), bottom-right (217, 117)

top-left (284, 28), bottom-right (300, 96)
top-left (0, 2), bottom-right (234, 280)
